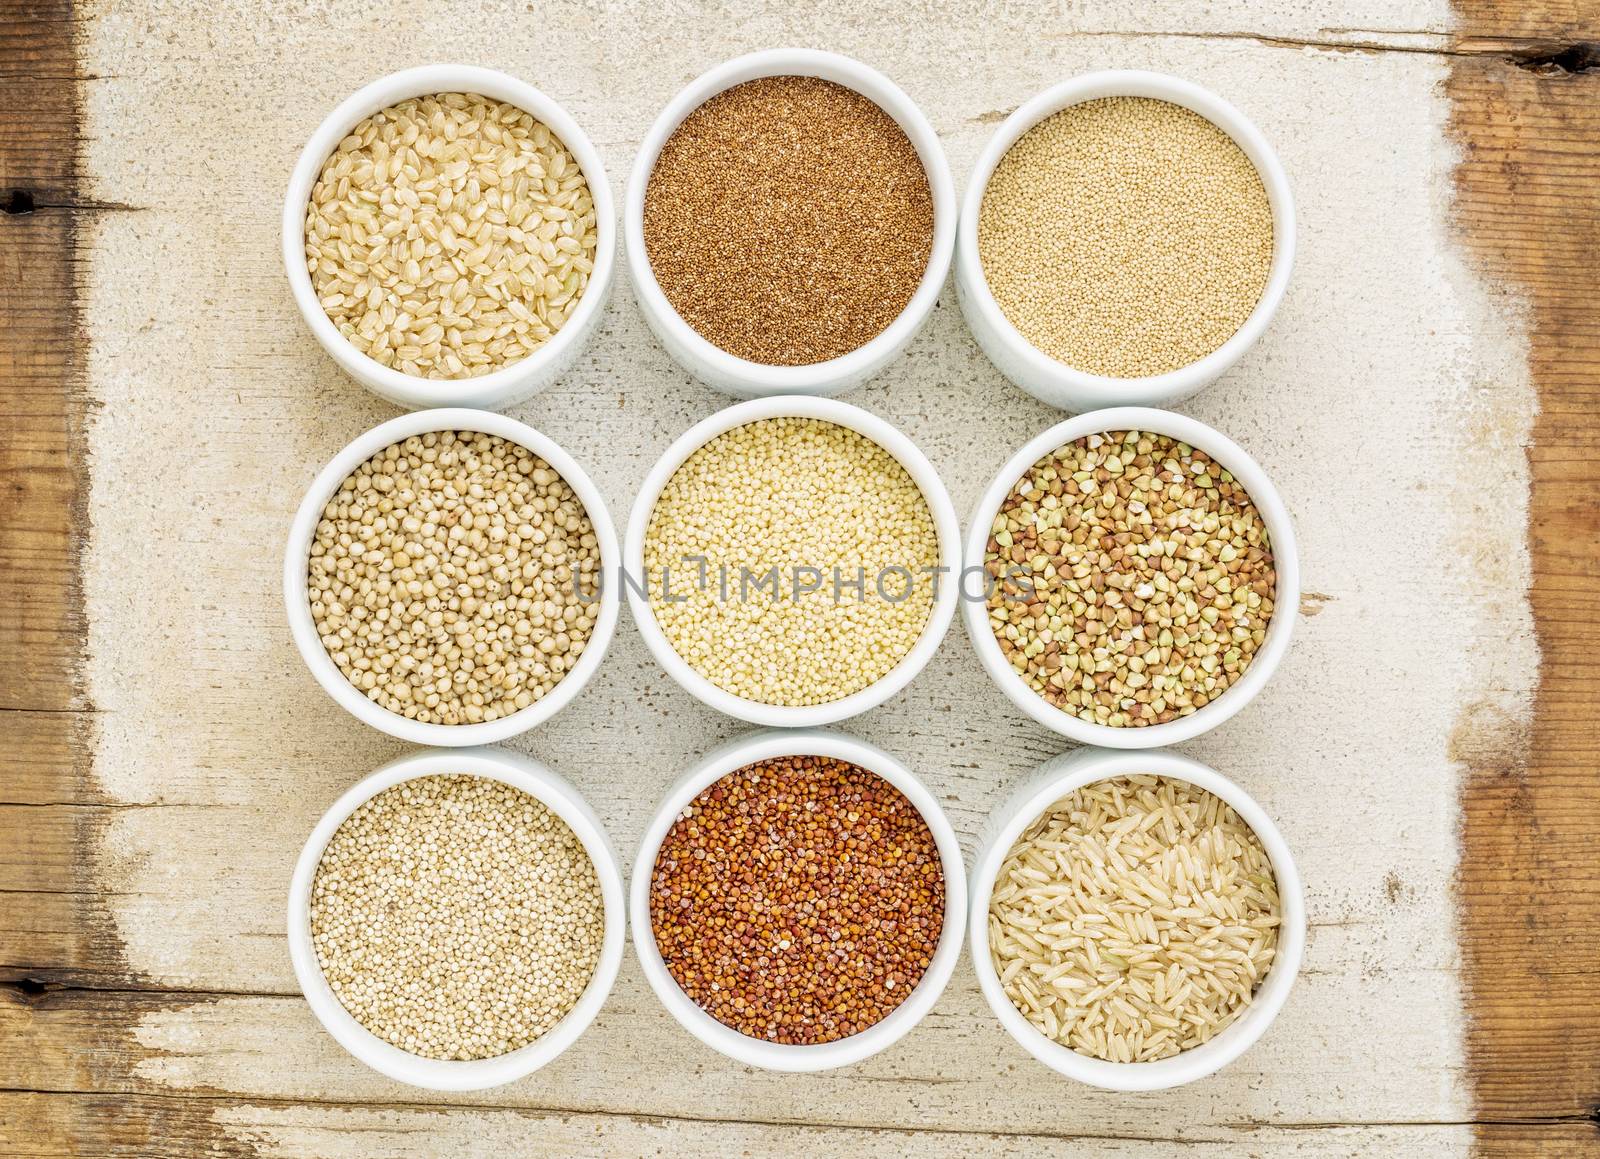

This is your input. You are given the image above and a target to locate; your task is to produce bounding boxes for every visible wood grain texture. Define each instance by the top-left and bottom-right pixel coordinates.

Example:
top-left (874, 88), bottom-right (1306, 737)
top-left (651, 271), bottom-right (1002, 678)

top-left (1449, 0), bottom-right (1600, 1146)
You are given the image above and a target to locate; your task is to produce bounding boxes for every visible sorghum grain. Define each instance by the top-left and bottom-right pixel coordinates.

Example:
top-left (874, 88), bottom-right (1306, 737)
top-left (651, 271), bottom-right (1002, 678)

top-left (305, 92), bottom-right (598, 379)
top-left (650, 756), bottom-right (944, 1044)
top-left (978, 96), bottom-right (1272, 378)
top-left (644, 417), bottom-right (939, 706)
top-left (643, 75), bottom-right (934, 365)
top-left (985, 430), bottom-right (1274, 727)
top-left (308, 430), bottom-right (600, 724)
top-left (989, 775), bottom-right (1280, 1063)
top-left (311, 774), bottom-right (604, 1061)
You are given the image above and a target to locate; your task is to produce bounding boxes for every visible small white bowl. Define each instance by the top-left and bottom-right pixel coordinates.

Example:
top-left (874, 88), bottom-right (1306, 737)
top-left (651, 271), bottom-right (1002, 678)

top-left (287, 746), bottom-right (626, 1091)
top-left (624, 49), bottom-right (957, 398)
top-left (963, 407), bottom-right (1298, 748)
top-left (625, 396), bottom-right (960, 727)
top-left (956, 70), bottom-right (1295, 413)
top-left (631, 729), bottom-right (967, 1071)
top-left (283, 65), bottom-right (617, 411)
top-left (284, 408), bottom-right (620, 746)
top-left (970, 746), bottom-right (1304, 1090)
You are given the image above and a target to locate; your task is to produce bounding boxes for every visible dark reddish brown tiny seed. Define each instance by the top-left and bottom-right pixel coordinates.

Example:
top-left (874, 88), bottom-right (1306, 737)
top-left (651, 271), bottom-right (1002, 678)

top-left (642, 76), bottom-right (934, 367)
top-left (649, 755), bottom-right (944, 1045)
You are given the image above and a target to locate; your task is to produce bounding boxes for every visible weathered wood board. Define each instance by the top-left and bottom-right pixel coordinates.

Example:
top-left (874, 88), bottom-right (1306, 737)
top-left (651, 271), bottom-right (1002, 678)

top-left (4, 0), bottom-right (1598, 1155)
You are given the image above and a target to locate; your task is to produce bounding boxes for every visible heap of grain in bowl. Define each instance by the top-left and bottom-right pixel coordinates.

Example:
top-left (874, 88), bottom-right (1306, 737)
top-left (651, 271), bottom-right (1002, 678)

top-left (985, 429), bottom-right (1274, 728)
top-left (308, 429), bottom-right (600, 725)
top-left (643, 417), bottom-right (939, 706)
top-left (311, 774), bottom-right (604, 1060)
top-left (978, 96), bottom-right (1272, 378)
top-left (989, 775), bottom-right (1280, 1063)
top-left (643, 75), bottom-right (934, 365)
top-left (304, 92), bottom-right (597, 379)
top-left (650, 756), bottom-right (944, 1045)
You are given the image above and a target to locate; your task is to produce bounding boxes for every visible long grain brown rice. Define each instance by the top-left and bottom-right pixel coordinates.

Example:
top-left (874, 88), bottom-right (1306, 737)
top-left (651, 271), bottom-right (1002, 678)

top-left (988, 774), bottom-right (1280, 1063)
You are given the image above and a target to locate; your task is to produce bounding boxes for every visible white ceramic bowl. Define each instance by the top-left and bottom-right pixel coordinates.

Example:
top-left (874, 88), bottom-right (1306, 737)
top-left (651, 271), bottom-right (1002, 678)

top-left (625, 396), bottom-right (960, 727)
top-left (956, 70), bottom-right (1295, 413)
top-left (284, 408), bottom-right (620, 746)
top-left (631, 729), bottom-right (966, 1071)
top-left (964, 407), bottom-right (1297, 748)
top-left (283, 65), bottom-right (616, 411)
top-left (624, 49), bottom-right (957, 398)
top-left (287, 746), bottom-right (626, 1091)
top-left (970, 746), bottom-right (1304, 1090)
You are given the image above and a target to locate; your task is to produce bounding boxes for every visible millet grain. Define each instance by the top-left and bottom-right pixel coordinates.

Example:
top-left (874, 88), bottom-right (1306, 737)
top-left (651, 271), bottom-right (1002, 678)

top-left (643, 417), bottom-right (939, 706)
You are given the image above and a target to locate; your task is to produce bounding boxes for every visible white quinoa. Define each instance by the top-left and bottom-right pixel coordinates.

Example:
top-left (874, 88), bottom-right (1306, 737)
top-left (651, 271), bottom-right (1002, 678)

top-left (310, 774), bottom-right (604, 1061)
top-left (643, 417), bottom-right (939, 706)
top-left (304, 92), bottom-right (598, 380)
top-left (307, 430), bottom-right (600, 725)
top-left (978, 96), bottom-right (1273, 378)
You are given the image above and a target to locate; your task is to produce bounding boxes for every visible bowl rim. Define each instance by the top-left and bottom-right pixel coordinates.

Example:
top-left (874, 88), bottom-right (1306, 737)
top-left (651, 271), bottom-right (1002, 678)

top-left (955, 68), bottom-right (1296, 408)
top-left (968, 746), bottom-right (1305, 1090)
top-left (629, 728), bottom-right (968, 1071)
top-left (282, 64), bottom-right (617, 410)
top-left (286, 745), bottom-right (627, 1091)
top-left (623, 47), bottom-right (957, 396)
top-left (960, 406), bottom-right (1298, 748)
top-left (283, 407), bottom-right (620, 746)
top-left (623, 395), bottom-right (961, 727)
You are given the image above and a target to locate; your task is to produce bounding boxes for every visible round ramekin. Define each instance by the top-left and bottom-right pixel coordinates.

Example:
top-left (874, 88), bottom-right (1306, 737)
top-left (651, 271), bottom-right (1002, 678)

top-left (625, 396), bottom-right (960, 727)
top-left (624, 49), bottom-right (957, 398)
top-left (956, 70), bottom-right (1295, 413)
top-left (283, 65), bottom-right (616, 411)
top-left (962, 407), bottom-right (1298, 748)
top-left (631, 729), bottom-right (966, 1071)
top-left (284, 408), bottom-right (620, 746)
top-left (287, 746), bottom-right (626, 1091)
top-left (970, 746), bottom-right (1304, 1090)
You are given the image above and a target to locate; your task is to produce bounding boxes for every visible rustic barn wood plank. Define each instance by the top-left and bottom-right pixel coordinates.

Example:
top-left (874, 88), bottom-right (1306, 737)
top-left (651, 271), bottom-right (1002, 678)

top-left (1450, 1), bottom-right (1600, 1150)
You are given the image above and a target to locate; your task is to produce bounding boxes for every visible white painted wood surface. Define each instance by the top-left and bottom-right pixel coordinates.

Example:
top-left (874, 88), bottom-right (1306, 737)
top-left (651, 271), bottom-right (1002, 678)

top-left (76, 1), bottom-right (1534, 1153)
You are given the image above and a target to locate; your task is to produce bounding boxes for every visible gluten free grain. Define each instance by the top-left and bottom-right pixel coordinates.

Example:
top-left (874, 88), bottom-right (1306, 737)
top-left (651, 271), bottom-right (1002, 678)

top-left (650, 756), bottom-right (944, 1045)
top-left (308, 430), bottom-right (600, 724)
top-left (305, 92), bottom-right (597, 380)
top-left (311, 774), bottom-right (604, 1061)
top-left (979, 96), bottom-right (1272, 378)
top-left (989, 774), bottom-right (1280, 1063)
top-left (986, 430), bottom-right (1274, 727)
top-left (643, 417), bottom-right (939, 706)
top-left (643, 75), bottom-right (933, 365)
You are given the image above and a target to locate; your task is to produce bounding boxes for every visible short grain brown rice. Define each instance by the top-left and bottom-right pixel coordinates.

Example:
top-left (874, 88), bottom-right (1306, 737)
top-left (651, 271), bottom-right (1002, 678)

top-left (988, 774), bottom-right (1280, 1063)
top-left (305, 92), bottom-right (598, 380)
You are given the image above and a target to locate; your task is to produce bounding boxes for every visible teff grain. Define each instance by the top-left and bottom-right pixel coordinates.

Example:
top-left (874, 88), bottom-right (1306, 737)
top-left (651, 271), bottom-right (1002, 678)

top-left (978, 97), bottom-right (1273, 378)
top-left (643, 75), bottom-right (934, 366)
top-left (643, 417), bottom-right (939, 706)
top-left (311, 774), bottom-right (604, 1061)
top-left (304, 92), bottom-right (598, 380)
top-left (307, 430), bottom-right (600, 725)
top-left (650, 756), bottom-right (945, 1045)
top-left (985, 430), bottom-right (1275, 728)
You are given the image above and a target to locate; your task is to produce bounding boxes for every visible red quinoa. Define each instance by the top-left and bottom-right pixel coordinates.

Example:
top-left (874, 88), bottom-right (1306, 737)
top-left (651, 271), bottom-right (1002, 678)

top-left (649, 755), bottom-right (945, 1044)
